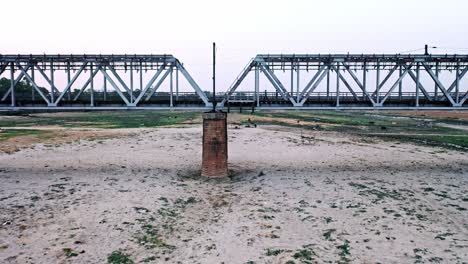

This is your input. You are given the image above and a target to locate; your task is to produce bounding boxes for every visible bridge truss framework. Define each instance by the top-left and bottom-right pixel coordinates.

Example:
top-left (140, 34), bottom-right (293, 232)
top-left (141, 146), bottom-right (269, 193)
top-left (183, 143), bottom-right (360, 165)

top-left (221, 54), bottom-right (468, 110)
top-left (1, 53), bottom-right (468, 110)
top-left (0, 54), bottom-right (212, 110)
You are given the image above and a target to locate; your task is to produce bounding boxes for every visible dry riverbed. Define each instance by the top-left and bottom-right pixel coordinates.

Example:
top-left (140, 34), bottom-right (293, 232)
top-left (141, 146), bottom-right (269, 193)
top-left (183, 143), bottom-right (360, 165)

top-left (0, 124), bottom-right (467, 263)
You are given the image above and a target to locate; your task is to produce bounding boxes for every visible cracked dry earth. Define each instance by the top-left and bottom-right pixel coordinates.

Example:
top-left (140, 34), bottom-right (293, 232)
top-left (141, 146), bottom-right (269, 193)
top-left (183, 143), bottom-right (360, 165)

top-left (0, 125), bottom-right (467, 264)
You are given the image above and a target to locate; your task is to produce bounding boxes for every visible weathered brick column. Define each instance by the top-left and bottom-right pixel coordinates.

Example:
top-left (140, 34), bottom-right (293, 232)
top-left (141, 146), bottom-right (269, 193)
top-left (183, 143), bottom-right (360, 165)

top-left (202, 112), bottom-right (228, 177)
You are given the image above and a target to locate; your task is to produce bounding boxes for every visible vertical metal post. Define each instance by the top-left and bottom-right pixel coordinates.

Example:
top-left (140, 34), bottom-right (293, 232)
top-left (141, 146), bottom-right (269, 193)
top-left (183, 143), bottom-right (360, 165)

top-left (170, 65), bottom-right (173, 107)
top-left (326, 65), bottom-right (330, 99)
top-left (50, 61), bottom-right (55, 103)
top-left (296, 65), bottom-right (300, 103)
top-left (31, 65), bottom-right (35, 102)
top-left (398, 65), bottom-right (403, 100)
top-left (130, 61), bottom-right (134, 103)
top-left (103, 66), bottom-right (107, 101)
top-left (416, 62), bottom-right (420, 107)
top-left (376, 61), bottom-right (380, 104)
top-left (290, 62), bottom-right (294, 96)
top-left (139, 61), bottom-right (143, 93)
top-left (456, 62), bottom-right (460, 104)
top-left (175, 67), bottom-right (179, 101)
top-left (10, 62), bottom-right (15, 107)
top-left (212, 42), bottom-right (216, 111)
top-left (255, 65), bottom-right (260, 107)
top-left (67, 61), bottom-right (71, 101)
top-left (363, 62), bottom-right (367, 100)
top-left (90, 62), bottom-right (94, 106)
top-left (434, 62), bottom-right (439, 100)
top-left (336, 64), bottom-right (340, 107)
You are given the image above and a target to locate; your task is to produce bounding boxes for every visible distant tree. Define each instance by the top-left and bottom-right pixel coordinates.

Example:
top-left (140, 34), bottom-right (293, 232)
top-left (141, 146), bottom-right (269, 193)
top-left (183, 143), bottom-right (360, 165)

top-left (0, 77), bottom-right (49, 97)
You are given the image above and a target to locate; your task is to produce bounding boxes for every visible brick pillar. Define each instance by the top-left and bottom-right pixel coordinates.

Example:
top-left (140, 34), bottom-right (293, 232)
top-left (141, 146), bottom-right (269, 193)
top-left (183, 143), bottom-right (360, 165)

top-left (202, 112), bottom-right (228, 177)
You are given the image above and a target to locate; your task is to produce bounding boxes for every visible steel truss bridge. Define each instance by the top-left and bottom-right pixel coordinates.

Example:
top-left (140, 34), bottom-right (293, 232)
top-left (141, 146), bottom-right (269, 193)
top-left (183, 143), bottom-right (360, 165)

top-left (0, 54), bottom-right (212, 110)
top-left (1, 54), bottom-right (467, 110)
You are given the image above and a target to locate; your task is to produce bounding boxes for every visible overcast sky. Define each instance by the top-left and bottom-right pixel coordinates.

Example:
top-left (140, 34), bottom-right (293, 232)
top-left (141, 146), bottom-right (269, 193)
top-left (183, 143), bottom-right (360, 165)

top-left (2, 0), bottom-right (468, 90)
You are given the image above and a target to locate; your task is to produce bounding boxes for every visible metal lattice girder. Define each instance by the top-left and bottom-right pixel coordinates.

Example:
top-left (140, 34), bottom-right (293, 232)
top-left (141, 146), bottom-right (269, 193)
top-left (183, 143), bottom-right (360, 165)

top-left (252, 54), bottom-right (468, 70)
top-left (0, 54), bottom-right (211, 108)
top-left (222, 54), bottom-right (468, 109)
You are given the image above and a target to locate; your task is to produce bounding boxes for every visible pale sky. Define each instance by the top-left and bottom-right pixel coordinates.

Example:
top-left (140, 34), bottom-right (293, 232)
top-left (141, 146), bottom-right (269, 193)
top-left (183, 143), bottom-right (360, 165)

top-left (2, 0), bottom-right (468, 91)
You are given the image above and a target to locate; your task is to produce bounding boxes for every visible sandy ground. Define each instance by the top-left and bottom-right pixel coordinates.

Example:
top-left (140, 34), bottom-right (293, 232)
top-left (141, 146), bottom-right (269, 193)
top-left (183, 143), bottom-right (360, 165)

top-left (0, 125), bottom-right (467, 264)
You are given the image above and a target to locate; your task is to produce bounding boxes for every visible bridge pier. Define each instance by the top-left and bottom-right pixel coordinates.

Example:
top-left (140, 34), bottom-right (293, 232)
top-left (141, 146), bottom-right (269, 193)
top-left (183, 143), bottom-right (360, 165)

top-left (201, 112), bottom-right (228, 178)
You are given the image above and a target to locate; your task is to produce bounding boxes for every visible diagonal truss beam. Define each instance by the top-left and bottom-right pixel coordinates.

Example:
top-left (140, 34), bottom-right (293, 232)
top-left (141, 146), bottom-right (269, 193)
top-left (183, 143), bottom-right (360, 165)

top-left (341, 62), bottom-right (376, 105)
top-left (371, 65), bottom-right (400, 98)
top-left (298, 68), bottom-right (328, 105)
top-left (16, 65), bottom-right (51, 104)
top-left (175, 60), bottom-right (211, 106)
top-left (54, 62), bottom-right (88, 105)
top-left (330, 65), bottom-right (359, 100)
top-left (259, 64), bottom-right (290, 102)
top-left (133, 62), bottom-right (167, 104)
top-left (98, 66), bottom-right (131, 105)
top-left (221, 59), bottom-right (255, 105)
top-left (73, 66), bottom-right (102, 101)
top-left (447, 67), bottom-right (468, 93)
top-left (34, 64), bottom-right (60, 94)
top-left (379, 63), bottom-right (413, 105)
top-left (460, 91), bottom-right (468, 105)
top-left (407, 70), bottom-right (432, 100)
top-left (106, 65), bottom-right (131, 94)
top-left (0, 63), bottom-right (8, 76)
top-left (421, 62), bottom-right (457, 106)
top-left (299, 64), bottom-right (328, 100)
top-left (1, 64), bottom-right (32, 101)
top-left (145, 67), bottom-right (172, 101)
top-left (260, 62), bottom-right (297, 105)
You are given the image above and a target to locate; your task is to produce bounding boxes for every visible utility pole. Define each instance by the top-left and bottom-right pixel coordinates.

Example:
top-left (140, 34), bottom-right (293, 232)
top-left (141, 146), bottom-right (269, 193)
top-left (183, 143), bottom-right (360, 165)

top-left (212, 42), bottom-right (216, 111)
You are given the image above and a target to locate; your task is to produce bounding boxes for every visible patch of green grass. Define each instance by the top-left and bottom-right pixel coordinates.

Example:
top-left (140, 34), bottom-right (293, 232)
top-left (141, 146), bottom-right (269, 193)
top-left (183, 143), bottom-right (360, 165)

top-left (292, 248), bottom-right (315, 263)
top-left (323, 229), bottom-right (336, 241)
top-left (265, 248), bottom-right (284, 256)
top-left (0, 129), bottom-right (50, 141)
top-left (157, 207), bottom-right (178, 218)
top-left (62, 248), bottom-right (79, 258)
top-left (174, 197), bottom-right (197, 208)
top-left (136, 224), bottom-right (176, 250)
top-left (136, 234), bottom-right (175, 250)
top-left (245, 111), bottom-right (468, 151)
top-left (0, 111), bottom-right (200, 129)
top-left (141, 256), bottom-right (157, 263)
top-left (349, 182), bottom-right (404, 202)
top-left (107, 251), bottom-right (134, 264)
top-left (337, 240), bottom-right (351, 263)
